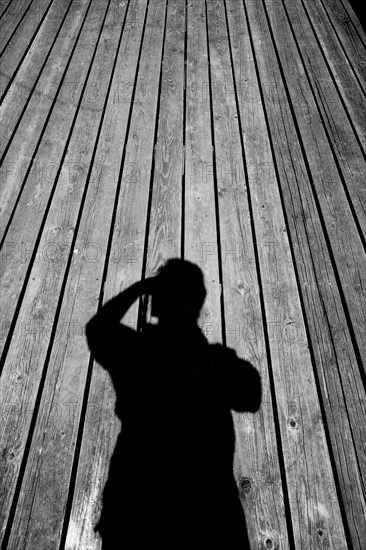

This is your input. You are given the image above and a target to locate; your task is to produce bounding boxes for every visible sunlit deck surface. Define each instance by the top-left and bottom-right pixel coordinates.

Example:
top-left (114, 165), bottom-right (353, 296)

top-left (0, 0), bottom-right (365, 548)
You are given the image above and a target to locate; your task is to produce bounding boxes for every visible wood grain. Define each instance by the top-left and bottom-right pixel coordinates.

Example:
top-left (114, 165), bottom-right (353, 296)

top-left (262, 0), bottom-right (366, 383)
top-left (339, 0), bottom-right (366, 45)
top-left (65, 1), bottom-right (165, 547)
top-left (281, 0), bottom-right (366, 239)
top-left (300, 0), bottom-right (366, 152)
top-left (145, 0), bottom-right (185, 276)
top-left (0, 0), bottom-right (119, 545)
top-left (0, 0), bottom-right (99, 357)
top-left (0, 0), bottom-right (75, 153)
top-left (244, 0), bottom-right (349, 547)
top-left (319, 0), bottom-right (366, 90)
top-left (207, 0), bottom-right (291, 547)
top-left (245, 0), bottom-right (365, 547)
top-left (185, 0), bottom-right (222, 341)
top-left (0, 0), bottom-right (365, 548)
top-left (0, 0), bottom-right (35, 54)
top-left (0, 0), bottom-right (53, 100)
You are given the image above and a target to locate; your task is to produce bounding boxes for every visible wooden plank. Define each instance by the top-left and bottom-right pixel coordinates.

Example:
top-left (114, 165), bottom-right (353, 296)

top-left (144, 0), bottom-right (184, 274)
top-left (299, 0), bottom-right (366, 152)
top-left (0, 0), bottom-right (34, 54)
top-left (185, 0), bottom-right (222, 341)
top-left (281, 0), bottom-right (366, 239)
top-left (0, 0), bottom-right (116, 544)
top-left (0, 0), bottom-right (53, 101)
top-left (95, 0), bottom-right (168, 328)
top-left (240, 0), bottom-right (350, 548)
top-left (63, 1), bottom-right (166, 547)
top-left (0, 0), bottom-right (72, 109)
top-left (340, 0), bottom-right (366, 46)
top-left (0, 0), bottom-right (364, 547)
top-left (262, 0), bottom-right (366, 382)
top-left (244, 0), bottom-right (365, 547)
top-left (317, 0), bottom-right (366, 92)
top-left (0, 1), bottom-right (134, 547)
top-left (0, 0), bottom-right (91, 213)
top-left (0, 0), bottom-right (31, 20)
top-left (0, 0), bottom-right (100, 358)
top-left (206, 1), bottom-right (292, 548)
top-left (0, 0), bottom-right (14, 19)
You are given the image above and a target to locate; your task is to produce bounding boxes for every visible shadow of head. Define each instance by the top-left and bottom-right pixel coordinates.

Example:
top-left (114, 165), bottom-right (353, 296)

top-left (151, 258), bottom-right (207, 324)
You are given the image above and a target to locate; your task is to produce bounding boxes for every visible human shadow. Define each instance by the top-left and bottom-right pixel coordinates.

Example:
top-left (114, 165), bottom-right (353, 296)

top-left (86, 258), bottom-right (261, 549)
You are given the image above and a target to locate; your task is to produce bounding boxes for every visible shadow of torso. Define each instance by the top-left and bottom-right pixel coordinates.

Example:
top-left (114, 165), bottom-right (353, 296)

top-left (93, 324), bottom-right (260, 549)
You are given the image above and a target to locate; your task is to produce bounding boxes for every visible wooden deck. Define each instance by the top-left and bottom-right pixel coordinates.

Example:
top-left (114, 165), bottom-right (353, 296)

top-left (0, 0), bottom-right (365, 548)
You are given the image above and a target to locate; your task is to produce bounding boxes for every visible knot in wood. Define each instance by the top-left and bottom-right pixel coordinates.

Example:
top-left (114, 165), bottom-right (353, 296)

top-left (288, 416), bottom-right (299, 430)
top-left (239, 477), bottom-right (251, 498)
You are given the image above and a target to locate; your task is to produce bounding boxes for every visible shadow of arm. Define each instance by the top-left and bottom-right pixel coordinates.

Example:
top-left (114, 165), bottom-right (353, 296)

top-left (85, 281), bottom-right (145, 369)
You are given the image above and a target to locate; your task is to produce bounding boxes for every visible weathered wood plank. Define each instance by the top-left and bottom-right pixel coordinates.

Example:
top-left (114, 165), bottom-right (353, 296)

top-left (95, 0), bottom-right (168, 328)
top-left (185, 0), bottom-right (222, 341)
top-left (244, 0), bottom-right (365, 547)
top-left (281, 0), bottom-right (366, 239)
top-left (339, 0), bottom-right (366, 45)
top-left (0, 0), bottom-right (34, 54)
top-left (0, 0), bottom-right (102, 358)
top-left (0, 0), bottom-right (14, 20)
top-left (207, 1), bottom-right (291, 547)
top-left (0, 0), bottom-right (91, 215)
top-left (0, 0), bottom-right (116, 545)
top-left (0, 0), bottom-right (53, 101)
top-left (300, 0), bottom-right (366, 153)
top-left (0, 0), bottom-right (365, 547)
top-left (319, 0), bottom-right (366, 90)
top-left (0, 0), bottom-right (74, 144)
top-left (241, 0), bottom-right (349, 548)
top-left (63, 1), bottom-right (166, 547)
top-left (262, 0), bottom-right (366, 383)
top-left (4, 11), bottom-right (136, 548)
top-left (144, 0), bottom-right (184, 277)
top-left (1, 1), bottom-right (133, 547)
